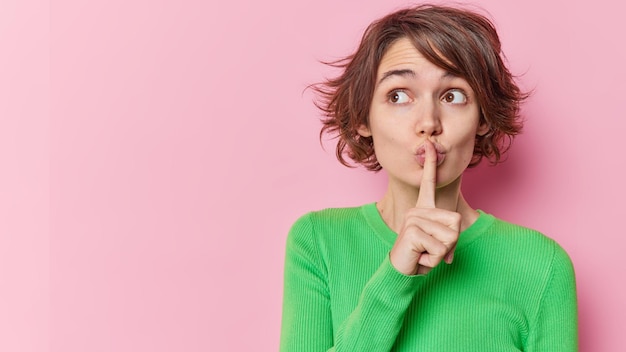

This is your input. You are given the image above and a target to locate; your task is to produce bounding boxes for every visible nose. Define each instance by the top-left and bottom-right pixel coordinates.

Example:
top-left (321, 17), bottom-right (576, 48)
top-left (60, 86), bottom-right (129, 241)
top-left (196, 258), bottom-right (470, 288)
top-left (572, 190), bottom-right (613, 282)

top-left (415, 100), bottom-right (442, 136)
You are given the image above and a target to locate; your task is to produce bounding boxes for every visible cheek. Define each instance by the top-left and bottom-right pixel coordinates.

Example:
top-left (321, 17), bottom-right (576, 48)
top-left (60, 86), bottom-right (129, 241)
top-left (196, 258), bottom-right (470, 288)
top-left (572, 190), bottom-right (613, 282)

top-left (369, 120), bottom-right (401, 145)
top-left (461, 147), bottom-right (474, 165)
top-left (456, 132), bottom-right (478, 164)
top-left (369, 127), bottom-right (409, 169)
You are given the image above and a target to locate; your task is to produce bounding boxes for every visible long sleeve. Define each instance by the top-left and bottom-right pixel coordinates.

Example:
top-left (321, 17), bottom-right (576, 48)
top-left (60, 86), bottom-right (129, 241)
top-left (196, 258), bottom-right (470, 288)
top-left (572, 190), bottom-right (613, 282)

top-left (280, 213), bottom-right (423, 352)
top-left (280, 214), bottom-right (333, 351)
top-left (525, 243), bottom-right (578, 351)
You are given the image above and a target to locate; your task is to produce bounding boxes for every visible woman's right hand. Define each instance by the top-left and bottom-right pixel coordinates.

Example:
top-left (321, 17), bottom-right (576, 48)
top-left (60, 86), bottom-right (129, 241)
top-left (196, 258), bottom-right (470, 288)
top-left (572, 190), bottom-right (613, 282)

top-left (389, 141), bottom-right (461, 275)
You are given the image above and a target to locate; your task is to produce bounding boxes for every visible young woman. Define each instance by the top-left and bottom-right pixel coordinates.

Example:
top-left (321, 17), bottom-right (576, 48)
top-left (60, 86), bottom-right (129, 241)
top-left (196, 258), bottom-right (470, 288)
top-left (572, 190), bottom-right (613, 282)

top-left (281, 5), bottom-right (577, 351)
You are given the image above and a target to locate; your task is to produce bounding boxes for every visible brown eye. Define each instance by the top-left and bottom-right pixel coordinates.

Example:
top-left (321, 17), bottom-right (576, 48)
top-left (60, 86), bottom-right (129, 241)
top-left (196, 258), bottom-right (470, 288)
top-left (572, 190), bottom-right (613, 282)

top-left (442, 89), bottom-right (467, 104)
top-left (388, 90), bottom-right (410, 104)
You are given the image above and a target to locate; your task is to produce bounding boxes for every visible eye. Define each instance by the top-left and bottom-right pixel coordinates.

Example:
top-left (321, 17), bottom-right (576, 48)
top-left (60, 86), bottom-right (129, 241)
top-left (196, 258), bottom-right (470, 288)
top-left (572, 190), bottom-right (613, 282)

top-left (442, 89), bottom-right (467, 104)
top-left (388, 90), bottom-right (411, 104)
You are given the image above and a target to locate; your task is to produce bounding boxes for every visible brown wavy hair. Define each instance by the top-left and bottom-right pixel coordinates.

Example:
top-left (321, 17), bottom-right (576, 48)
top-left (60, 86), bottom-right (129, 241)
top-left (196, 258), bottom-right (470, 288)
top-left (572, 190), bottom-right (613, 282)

top-left (313, 4), bottom-right (527, 171)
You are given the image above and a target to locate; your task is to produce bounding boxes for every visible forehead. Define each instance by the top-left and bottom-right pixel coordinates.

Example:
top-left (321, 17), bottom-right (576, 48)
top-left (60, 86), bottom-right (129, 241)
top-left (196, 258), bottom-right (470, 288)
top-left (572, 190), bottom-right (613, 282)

top-left (376, 37), bottom-right (450, 82)
top-left (379, 39), bottom-right (425, 70)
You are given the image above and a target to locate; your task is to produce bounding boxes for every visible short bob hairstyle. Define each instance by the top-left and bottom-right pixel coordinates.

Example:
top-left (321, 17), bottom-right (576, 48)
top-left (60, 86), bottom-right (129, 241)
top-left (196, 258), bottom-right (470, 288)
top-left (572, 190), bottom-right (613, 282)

top-left (314, 4), bottom-right (527, 171)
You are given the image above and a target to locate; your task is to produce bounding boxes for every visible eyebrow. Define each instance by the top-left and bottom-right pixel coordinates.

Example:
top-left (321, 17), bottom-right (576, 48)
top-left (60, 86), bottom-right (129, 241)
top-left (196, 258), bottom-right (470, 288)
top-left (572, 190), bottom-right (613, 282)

top-left (377, 69), bottom-right (458, 85)
top-left (378, 69), bottom-right (416, 85)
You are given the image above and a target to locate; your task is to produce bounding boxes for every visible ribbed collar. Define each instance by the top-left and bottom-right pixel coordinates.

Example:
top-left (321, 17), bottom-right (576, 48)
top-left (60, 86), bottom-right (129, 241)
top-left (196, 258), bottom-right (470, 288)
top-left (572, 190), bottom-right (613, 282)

top-left (360, 202), bottom-right (495, 250)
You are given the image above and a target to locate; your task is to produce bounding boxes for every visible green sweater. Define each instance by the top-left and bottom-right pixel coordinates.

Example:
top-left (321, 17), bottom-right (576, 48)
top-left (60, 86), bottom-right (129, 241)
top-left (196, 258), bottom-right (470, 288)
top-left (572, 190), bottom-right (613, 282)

top-left (280, 203), bottom-right (577, 351)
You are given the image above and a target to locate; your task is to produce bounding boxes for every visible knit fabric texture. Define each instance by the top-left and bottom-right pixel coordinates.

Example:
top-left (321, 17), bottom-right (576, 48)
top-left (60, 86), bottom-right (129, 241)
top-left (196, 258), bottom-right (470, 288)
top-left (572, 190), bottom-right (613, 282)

top-left (280, 203), bottom-right (578, 351)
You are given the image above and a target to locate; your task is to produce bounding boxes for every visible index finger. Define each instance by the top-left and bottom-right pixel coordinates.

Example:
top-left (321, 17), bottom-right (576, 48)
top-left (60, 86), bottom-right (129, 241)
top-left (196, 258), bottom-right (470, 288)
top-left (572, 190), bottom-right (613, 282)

top-left (416, 140), bottom-right (437, 208)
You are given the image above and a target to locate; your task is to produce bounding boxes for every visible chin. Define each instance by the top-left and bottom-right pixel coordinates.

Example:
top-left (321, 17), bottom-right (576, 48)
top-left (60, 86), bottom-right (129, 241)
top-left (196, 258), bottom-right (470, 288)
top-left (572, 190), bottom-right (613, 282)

top-left (434, 168), bottom-right (465, 189)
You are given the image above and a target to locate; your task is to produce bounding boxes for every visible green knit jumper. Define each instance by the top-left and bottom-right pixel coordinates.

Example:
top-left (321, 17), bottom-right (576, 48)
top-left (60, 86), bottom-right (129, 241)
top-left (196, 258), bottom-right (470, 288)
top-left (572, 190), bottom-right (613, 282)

top-left (280, 203), bottom-right (577, 351)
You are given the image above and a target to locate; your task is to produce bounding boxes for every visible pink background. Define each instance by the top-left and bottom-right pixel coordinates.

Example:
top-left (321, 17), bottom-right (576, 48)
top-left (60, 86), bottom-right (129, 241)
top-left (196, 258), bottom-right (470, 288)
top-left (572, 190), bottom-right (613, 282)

top-left (2, 0), bottom-right (625, 350)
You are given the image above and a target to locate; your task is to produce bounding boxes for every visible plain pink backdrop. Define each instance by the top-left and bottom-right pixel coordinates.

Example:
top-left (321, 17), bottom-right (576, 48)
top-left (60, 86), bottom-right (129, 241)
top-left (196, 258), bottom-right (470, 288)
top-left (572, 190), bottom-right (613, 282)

top-left (2, 0), bottom-right (625, 350)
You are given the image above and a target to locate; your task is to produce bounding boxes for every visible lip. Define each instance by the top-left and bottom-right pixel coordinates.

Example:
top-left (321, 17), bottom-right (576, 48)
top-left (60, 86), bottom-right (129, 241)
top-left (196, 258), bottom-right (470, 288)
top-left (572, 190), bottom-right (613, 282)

top-left (415, 142), bottom-right (446, 167)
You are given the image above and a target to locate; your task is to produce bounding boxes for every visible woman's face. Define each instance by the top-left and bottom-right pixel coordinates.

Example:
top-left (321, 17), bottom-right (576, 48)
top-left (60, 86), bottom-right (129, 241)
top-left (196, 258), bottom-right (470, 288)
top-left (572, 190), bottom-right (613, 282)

top-left (358, 37), bottom-right (488, 190)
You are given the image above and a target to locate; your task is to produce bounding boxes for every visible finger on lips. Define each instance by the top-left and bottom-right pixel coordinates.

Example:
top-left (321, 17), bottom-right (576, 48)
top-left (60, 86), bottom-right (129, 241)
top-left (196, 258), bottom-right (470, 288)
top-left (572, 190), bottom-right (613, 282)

top-left (416, 140), bottom-right (437, 209)
top-left (390, 140), bottom-right (462, 275)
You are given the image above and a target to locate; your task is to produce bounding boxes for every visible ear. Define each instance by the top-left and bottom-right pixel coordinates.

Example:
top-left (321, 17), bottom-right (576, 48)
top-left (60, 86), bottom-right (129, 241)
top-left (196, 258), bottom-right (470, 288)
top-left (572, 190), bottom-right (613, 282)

top-left (477, 121), bottom-right (489, 136)
top-left (357, 124), bottom-right (372, 137)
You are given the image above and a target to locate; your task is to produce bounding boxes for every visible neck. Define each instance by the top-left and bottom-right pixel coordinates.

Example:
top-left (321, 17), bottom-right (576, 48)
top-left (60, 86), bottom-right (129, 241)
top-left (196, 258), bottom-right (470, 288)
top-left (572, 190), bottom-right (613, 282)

top-left (376, 176), bottom-right (479, 233)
